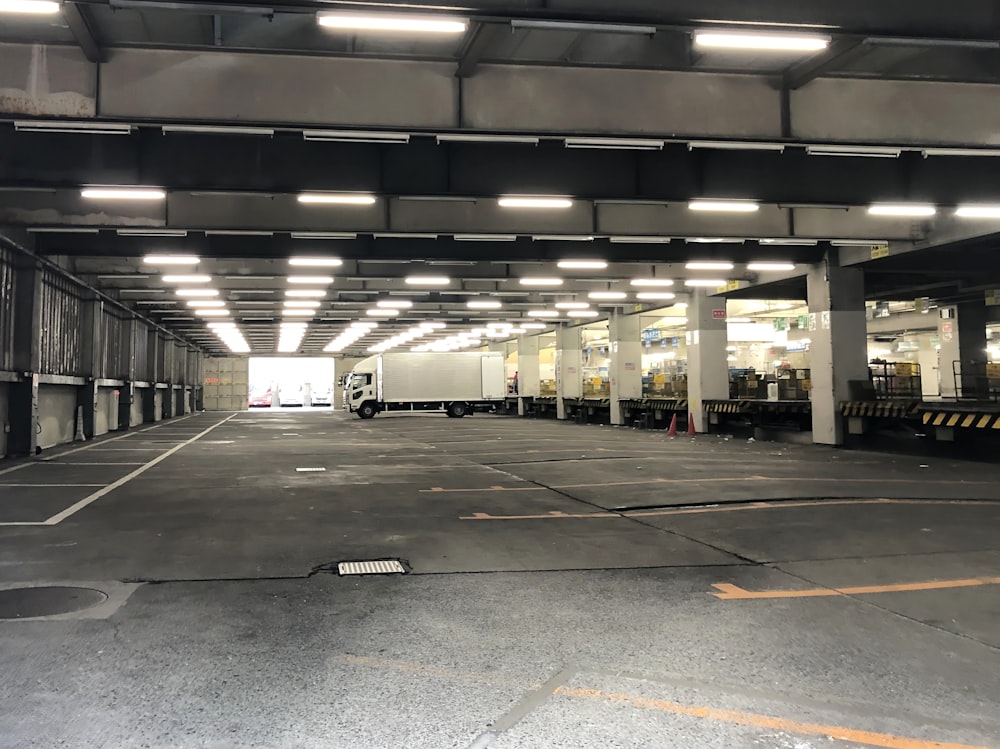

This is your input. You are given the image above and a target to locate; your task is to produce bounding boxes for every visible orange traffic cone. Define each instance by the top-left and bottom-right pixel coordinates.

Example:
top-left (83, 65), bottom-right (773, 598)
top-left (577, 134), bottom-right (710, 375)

top-left (687, 412), bottom-right (697, 436)
top-left (666, 413), bottom-right (678, 437)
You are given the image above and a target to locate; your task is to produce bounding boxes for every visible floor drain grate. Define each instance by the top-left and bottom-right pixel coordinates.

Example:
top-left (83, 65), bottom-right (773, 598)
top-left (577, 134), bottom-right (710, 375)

top-left (338, 560), bottom-right (407, 576)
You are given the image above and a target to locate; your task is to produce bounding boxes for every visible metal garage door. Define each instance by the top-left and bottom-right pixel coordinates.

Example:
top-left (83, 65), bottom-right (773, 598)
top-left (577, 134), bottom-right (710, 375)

top-left (202, 357), bottom-right (249, 411)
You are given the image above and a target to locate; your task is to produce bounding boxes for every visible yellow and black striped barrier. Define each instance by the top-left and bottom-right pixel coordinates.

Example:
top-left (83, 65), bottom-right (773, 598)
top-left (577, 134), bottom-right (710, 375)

top-left (840, 401), bottom-right (921, 418)
top-left (921, 411), bottom-right (1000, 429)
top-left (704, 401), bottom-right (753, 414)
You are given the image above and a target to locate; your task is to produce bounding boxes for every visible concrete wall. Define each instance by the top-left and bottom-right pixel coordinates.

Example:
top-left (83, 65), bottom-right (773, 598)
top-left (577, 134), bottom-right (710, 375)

top-left (0, 382), bottom-right (8, 458)
top-left (37, 384), bottom-right (78, 450)
top-left (202, 357), bottom-right (249, 411)
top-left (153, 390), bottom-right (163, 422)
top-left (95, 387), bottom-right (113, 437)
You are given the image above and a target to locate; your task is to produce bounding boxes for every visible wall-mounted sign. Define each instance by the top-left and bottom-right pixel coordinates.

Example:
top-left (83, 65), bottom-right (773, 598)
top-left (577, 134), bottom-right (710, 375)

top-left (712, 309), bottom-right (726, 320)
top-left (871, 244), bottom-right (890, 259)
top-left (821, 311), bottom-right (831, 330)
top-left (986, 289), bottom-right (1000, 307)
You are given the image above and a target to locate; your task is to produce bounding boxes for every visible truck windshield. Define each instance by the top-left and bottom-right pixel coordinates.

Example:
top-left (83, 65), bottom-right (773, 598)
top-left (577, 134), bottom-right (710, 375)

top-left (351, 373), bottom-right (372, 388)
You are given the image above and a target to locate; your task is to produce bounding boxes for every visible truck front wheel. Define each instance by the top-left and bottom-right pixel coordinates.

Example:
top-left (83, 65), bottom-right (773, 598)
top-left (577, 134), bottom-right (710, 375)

top-left (446, 402), bottom-right (468, 418)
top-left (357, 402), bottom-right (377, 419)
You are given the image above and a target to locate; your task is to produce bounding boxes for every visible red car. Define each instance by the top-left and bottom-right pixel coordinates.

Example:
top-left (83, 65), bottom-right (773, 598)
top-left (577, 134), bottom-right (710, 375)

top-left (248, 389), bottom-right (272, 408)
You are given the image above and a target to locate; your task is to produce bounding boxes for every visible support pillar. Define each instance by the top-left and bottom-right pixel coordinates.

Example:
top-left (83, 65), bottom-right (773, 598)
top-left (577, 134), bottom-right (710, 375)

top-left (517, 334), bottom-right (540, 416)
top-left (687, 291), bottom-right (730, 433)
top-left (938, 301), bottom-right (987, 399)
top-left (117, 319), bottom-right (137, 432)
top-left (555, 325), bottom-right (582, 419)
top-left (77, 297), bottom-right (101, 439)
top-left (609, 312), bottom-right (642, 425)
top-left (807, 257), bottom-right (868, 446)
top-left (7, 257), bottom-right (41, 456)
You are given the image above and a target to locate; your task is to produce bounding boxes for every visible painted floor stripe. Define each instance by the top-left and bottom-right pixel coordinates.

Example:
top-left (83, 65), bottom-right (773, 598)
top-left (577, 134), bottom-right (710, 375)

top-left (0, 483), bottom-right (106, 488)
top-left (0, 414), bottom-right (236, 527)
top-left (553, 686), bottom-right (993, 749)
top-left (711, 576), bottom-right (1000, 600)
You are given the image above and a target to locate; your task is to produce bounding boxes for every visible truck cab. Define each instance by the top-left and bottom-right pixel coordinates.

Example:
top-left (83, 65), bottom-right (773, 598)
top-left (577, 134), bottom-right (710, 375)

top-left (345, 359), bottom-right (379, 418)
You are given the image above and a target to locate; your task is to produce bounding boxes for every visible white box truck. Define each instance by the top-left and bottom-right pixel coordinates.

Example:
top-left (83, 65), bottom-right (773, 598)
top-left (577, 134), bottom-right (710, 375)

top-left (345, 351), bottom-right (506, 419)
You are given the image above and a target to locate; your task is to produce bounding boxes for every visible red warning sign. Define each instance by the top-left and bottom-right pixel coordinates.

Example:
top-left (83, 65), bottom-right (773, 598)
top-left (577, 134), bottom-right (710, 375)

top-left (712, 309), bottom-right (727, 320)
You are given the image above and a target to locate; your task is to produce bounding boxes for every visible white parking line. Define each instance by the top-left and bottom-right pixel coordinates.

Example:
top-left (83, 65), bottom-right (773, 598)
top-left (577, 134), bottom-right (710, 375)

top-left (0, 413), bottom-right (237, 527)
top-left (0, 483), bottom-right (106, 487)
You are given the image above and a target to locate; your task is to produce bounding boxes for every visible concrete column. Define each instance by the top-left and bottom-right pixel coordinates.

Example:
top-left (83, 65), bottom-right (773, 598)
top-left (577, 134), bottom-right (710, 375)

top-left (117, 318), bottom-right (137, 432)
top-left (516, 334), bottom-right (540, 416)
top-left (807, 258), bottom-right (868, 446)
top-left (687, 291), bottom-right (730, 433)
top-left (78, 297), bottom-right (102, 439)
top-left (609, 312), bottom-right (642, 425)
top-left (938, 301), bottom-right (987, 398)
top-left (555, 325), bottom-right (582, 419)
top-left (7, 256), bottom-right (42, 456)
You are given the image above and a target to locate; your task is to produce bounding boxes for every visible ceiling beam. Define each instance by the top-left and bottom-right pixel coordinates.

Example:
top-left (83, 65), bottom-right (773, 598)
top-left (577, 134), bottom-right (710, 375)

top-left (783, 39), bottom-right (870, 90)
top-left (63, 3), bottom-right (106, 64)
top-left (456, 22), bottom-right (505, 78)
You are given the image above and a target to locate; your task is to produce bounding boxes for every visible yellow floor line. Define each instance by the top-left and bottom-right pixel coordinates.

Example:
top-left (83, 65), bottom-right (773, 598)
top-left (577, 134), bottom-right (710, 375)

top-left (711, 576), bottom-right (1000, 600)
top-left (554, 686), bottom-right (994, 749)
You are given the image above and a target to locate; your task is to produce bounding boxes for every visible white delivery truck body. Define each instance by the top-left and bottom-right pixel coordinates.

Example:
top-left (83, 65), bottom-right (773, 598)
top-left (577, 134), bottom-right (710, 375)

top-left (345, 351), bottom-right (506, 419)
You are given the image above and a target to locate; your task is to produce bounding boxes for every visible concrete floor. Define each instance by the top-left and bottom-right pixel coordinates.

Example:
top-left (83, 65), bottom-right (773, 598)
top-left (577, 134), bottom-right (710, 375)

top-left (0, 410), bottom-right (998, 748)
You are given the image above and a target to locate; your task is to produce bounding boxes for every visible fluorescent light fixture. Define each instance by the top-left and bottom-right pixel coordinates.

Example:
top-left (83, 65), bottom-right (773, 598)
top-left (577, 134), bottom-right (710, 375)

top-left (162, 125), bottom-right (275, 136)
top-left (830, 239), bottom-right (889, 246)
top-left (317, 13), bottom-right (468, 34)
top-left (405, 275), bottom-right (450, 285)
top-left (454, 234), bottom-right (518, 242)
top-left (498, 197), bottom-right (573, 209)
top-left (186, 300), bottom-right (225, 308)
top-left (366, 308), bottom-right (400, 317)
top-left (588, 291), bottom-right (628, 300)
top-left (285, 290), bottom-right (326, 298)
top-left (519, 277), bottom-right (563, 286)
top-left (630, 279), bottom-right (674, 287)
top-left (636, 292), bottom-right (677, 301)
top-left (297, 193), bottom-right (377, 205)
top-left (955, 205), bottom-right (1000, 219)
top-left (195, 309), bottom-right (230, 317)
top-left (527, 310), bottom-right (559, 318)
top-left (727, 318), bottom-right (753, 323)
top-left (176, 289), bottom-right (219, 297)
top-left (747, 262), bottom-right (797, 271)
top-left (760, 238), bottom-right (819, 246)
top-left (694, 31), bottom-right (829, 52)
top-left (533, 235), bottom-right (595, 242)
top-left (684, 279), bottom-right (727, 287)
top-left (377, 300), bottom-right (413, 309)
top-left (290, 232), bottom-right (357, 240)
top-left (288, 257), bottom-right (342, 267)
top-left (806, 145), bottom-right (901, 158)
top-left (287, 276), bottom-right (334, 284)
top-left (521, 322), bottom-right (548, 330)
top-left (282, 309), bottom-right (316, 317)
top-left (689, 200), bottom-right (759, 213)
top-left (81, 188), bottom-right (166, 200)
top-left (568, 310), bottom-right (599, 318)
top-left (118, 229), bottom-right (188, 237)
top-left (162, 275), bottom-right (211, 283)
top-left (511, 19), bottom-right (656, 35)
top-left (922, 148), bottom-right (1000, 158)
top-left (564, 137), bottom-right (664, 151)
top-left (284, 301), bottom-right (322, 308)
top-left (302, 129), bottom-right (410, 144)
top-left (686, 262), bottom-right (734, 270)
top-left (867, 204), bottom-right (936, 217)
top-left (1, 1), bottom-right (60, 14)
top-left (467, 300), bottom-right (502, 309)
top-left (437, 134), bottom-right (539, 145)
top-left (686, 237), bottom-right (732, 244)
top-left (688, 140), bottom-right (785, 152)
top-left (557, 260), bottom-right (607, 269)
top-left (609, 236), bottom-right (673, 244)
top-left (15, 120), bottom-right (132, 134)
top-left (554, 302), bottom-right (591, 310)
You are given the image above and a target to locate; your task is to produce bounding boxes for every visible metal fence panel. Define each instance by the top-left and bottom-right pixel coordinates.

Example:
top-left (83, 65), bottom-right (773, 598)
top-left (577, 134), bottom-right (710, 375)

top-left (96, 304), bottom-right (129, 380)
top-left (133, 321), bottom-right (150, 381)
top-left (38, 269), bottom-right (84, 375)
